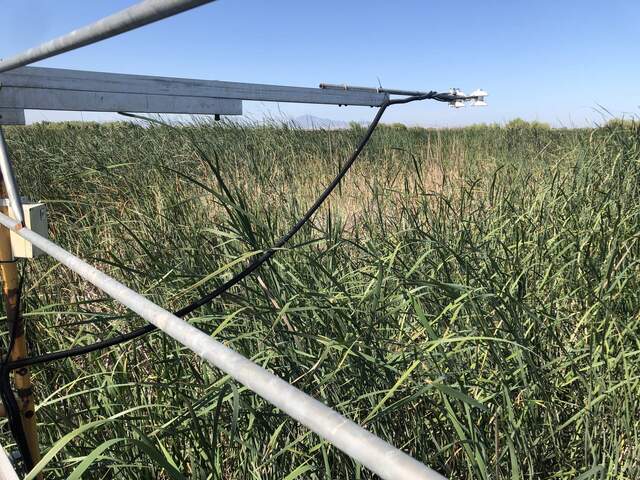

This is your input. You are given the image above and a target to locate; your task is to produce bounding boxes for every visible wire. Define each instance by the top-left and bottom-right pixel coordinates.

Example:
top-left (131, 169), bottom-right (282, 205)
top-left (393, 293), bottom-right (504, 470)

top-left (0, 263), bottom-right (34, 472)
top-left (8, 323), bottom-right (155, 370)
top-left (8, 92), bottom-right (436, 371)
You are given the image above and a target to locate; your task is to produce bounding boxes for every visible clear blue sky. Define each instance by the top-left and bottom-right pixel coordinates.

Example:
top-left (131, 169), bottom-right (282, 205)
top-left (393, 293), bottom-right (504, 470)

top-left (1, 0), bottom-right (638, 127)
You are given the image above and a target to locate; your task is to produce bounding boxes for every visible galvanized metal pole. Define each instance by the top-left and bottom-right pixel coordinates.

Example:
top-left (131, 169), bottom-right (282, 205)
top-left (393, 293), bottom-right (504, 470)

top-left (0, 129), bottom-right (24, 225)
top-left (0, 212), bottom-right (446, 480)
top-left (0, 0), bottom-right (218, 73)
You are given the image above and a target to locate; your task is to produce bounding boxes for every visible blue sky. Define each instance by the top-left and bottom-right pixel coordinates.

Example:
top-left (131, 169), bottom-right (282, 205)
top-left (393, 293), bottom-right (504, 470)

top-left (1, 0), bottom-right (638, 127)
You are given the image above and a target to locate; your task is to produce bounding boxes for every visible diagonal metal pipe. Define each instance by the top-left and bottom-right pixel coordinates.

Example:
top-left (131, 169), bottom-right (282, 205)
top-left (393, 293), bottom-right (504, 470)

top-left (0, 0), bottom-right (217, 73)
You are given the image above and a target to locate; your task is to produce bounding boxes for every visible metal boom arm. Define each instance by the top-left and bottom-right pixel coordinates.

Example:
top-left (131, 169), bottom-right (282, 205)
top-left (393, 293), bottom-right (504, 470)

top-left (0, 67), bottom-right (389, 124)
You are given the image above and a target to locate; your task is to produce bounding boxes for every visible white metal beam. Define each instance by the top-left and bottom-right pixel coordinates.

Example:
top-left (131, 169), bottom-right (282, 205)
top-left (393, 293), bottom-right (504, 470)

top-left (0, 67), bottom-right (388, 112)
top-left (0, 129), bottom-right (25, 225)
top-left (0, 86), bottom-right (242, 116)
top-left (0, 212), bottom-right (445, 480)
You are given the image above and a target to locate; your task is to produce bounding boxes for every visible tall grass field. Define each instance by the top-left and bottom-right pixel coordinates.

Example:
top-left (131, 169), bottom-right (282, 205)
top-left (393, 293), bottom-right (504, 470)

top-left (1, 118), bottom-right (639, 479)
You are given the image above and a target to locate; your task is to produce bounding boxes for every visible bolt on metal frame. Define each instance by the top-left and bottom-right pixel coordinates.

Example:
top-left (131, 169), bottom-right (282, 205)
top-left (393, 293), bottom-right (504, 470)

top-left (0, 1), bottom-right (473, 478)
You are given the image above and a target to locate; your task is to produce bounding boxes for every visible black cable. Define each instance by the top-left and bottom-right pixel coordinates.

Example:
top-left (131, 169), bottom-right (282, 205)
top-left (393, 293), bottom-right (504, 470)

top-left (8, 92), bottom-right (436, 371)
top-left (8, 323), bottom-right (155, 370)
top-left (0, 263), bottom-right (35, 472)
top-left (172, 93), bottom-right (437, 317)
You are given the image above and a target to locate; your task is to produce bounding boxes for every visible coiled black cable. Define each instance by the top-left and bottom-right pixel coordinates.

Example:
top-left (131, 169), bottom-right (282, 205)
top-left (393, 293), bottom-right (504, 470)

top-left (8, 92), bottom-right (436, 371)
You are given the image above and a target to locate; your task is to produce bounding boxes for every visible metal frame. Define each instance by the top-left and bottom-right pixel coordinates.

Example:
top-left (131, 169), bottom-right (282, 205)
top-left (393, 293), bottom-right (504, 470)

top-left (0, 66), bottom-right (388, 123)
top-left (0, 67), bottom-right (388, 107)
top-left (0, 1), bottom-right (449, 478)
